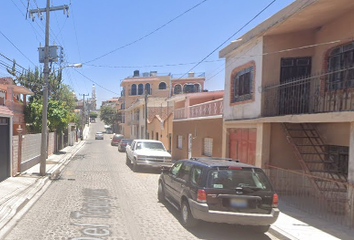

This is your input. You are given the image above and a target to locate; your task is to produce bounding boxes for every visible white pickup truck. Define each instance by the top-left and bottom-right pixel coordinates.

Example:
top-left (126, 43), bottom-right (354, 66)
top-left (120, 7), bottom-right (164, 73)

top-left (125, 139), bottom-right (173, 172)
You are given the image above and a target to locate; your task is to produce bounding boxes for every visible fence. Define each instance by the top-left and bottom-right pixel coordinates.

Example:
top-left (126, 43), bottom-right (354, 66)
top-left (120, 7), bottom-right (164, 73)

top-left (265, 165), bottom-right (354, 228)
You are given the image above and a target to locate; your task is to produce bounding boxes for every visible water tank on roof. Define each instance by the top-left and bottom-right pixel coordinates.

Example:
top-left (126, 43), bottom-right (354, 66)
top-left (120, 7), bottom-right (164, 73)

top-left (188, 72), bottom-right (195, 77)
top-left (133, 70), bottom-right (140, 77)
top-left (150, 71), bottom-right (157, 77)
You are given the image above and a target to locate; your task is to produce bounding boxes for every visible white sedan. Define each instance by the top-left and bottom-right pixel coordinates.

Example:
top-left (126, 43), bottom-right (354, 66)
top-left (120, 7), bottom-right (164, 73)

top-left (125, 139), bottom-right (173, 172)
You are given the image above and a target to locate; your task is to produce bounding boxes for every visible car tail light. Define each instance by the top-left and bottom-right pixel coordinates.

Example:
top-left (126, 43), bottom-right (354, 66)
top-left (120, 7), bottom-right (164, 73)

top-left (197, 189), bottom-right (207, 203)
top-left (272, 193), bottom-right (278, 208)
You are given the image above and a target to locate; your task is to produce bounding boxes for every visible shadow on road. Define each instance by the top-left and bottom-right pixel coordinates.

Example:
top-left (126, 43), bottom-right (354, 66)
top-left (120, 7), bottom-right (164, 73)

top-left (159, 202), bottom-right (273, 240)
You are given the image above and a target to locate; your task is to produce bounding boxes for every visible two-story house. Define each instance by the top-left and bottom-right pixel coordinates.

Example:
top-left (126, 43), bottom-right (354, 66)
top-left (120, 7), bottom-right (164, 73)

top-left (0, 77), bottom-right (33, 182)
top-left (119, 70), bottom-right (205, 139)
top-left (219, 0), bottom-right (354, 227)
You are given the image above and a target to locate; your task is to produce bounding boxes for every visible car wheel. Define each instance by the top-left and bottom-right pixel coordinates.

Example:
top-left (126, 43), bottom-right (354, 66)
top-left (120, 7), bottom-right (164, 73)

top-left (253, 225), bottom-right (270, 233)
top-left (126, 155), bottom-right (130, 166)
top-left (132, 162), bottom-right (139, 172)
top-left (157, 181), bottom-right (166, 203)
top-left (180, 200), bottom-right (198, 228)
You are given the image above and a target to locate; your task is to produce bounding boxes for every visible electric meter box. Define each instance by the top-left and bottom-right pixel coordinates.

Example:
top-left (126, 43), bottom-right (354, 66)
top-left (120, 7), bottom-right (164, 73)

top-left (38, 45), bottom-right (58, 63)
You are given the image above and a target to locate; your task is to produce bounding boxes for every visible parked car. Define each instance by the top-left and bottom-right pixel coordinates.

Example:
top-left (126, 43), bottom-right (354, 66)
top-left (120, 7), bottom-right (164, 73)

top-left (111, 134), bottom-right (124, 146)
top-left (157, 157), bottom-right (279, 232)
top-left (95, 132), bottom-right (104, 140)
top-left (125, 139), bottom-right (173, 172)
top-left (118, 138), bottom-right (133, 152)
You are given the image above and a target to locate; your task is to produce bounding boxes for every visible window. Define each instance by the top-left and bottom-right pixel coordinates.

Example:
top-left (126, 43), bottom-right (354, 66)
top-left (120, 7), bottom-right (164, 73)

top-left (171, 162), bottom-right (183, 176)
top-left (174, 84), bottom-right (182, 94)
top-left (183, 84), bottom-right (196, 93)
top-left (138, 84), bottom-right (144, 95)
top-left (131, 84), bottom-right (137, 95)
top-left (231, 66), bottom-right (254, 103)
top-left (177, 163), bottom-right (192, 181)
top-left (328, 42), bottom-right (354, 90)
top-left (194, 83), bottom-right (201, 92)
top-left (145, 83), bottom-right (151, 95)
top-left (177, 135), bottom-right (183, 149)
top-left (191, 167), bottom-right (202, 186)
top-left (121, 87), bottom-right (125, 96)
top-left (203, 138), bottom-right (213, 157)
top-left (159, 82), bottom-right (167, 90)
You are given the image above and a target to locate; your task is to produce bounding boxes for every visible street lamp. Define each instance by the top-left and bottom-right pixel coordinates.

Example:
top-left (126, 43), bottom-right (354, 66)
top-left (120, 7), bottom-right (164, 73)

top-left (39, 62), bottom-right (82, 176)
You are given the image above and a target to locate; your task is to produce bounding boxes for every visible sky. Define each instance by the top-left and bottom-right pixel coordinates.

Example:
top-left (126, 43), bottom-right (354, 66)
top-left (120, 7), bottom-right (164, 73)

top-left (0, 0), bottom-right (296, 106)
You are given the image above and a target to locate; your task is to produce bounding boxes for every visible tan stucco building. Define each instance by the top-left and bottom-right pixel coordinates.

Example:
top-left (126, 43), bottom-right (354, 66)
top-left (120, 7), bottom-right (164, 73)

top-left (219, 0), bottom-right (354, 226)
top-left (119, 70), bottom-right (205, 140)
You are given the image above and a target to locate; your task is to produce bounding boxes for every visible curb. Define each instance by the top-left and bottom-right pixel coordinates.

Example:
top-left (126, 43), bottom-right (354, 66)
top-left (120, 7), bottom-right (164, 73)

top-left (0, 141), bottom-right (86, 240)
top-left (269, 225), bottom-right (299, 240)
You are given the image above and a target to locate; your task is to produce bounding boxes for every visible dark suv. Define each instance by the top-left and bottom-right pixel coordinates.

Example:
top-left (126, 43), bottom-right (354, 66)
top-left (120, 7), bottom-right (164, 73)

top-left (157, 158), bottom-right (279, 232)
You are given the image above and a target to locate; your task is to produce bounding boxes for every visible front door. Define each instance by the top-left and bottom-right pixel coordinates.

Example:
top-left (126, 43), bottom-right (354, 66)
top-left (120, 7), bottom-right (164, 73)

top-left (279, 57), bottom-right (311, 115)
top-left (229, 128), bottom-right (256, 165)
top-left (0, 117), bottom-right (10, 182)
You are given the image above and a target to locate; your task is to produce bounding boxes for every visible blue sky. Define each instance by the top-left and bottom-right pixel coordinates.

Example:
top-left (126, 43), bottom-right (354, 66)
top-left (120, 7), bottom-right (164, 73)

top-left (0, 0), bottom-right (295, 106)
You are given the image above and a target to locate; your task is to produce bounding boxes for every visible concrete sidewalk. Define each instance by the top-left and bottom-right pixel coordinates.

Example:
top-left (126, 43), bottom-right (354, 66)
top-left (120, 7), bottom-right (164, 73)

top-left (0, 140), bottom-right (85, 239)
top-left (1, 139), bottom-right (354, 240)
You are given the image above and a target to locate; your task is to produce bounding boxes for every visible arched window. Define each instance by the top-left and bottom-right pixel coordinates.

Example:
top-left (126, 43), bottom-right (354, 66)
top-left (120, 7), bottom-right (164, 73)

top-left (131, 84), bottom-right (137, 95)
top-left (174, 84), bottom-right (182, 94)
top-left (328, 41), bottom-right (354, 90)
top-left (159, 82), bottom-right (167, 90)
top-left (121, 87), bottom-right (125, 97)
top-left (138, 84), bottom-right (144, 95)
top-left (145, 83), bottom-right (151, 95)
top-left (183, 84), bottom-right (195, 93)
top-left (194, 83), bottom-right (201, 92)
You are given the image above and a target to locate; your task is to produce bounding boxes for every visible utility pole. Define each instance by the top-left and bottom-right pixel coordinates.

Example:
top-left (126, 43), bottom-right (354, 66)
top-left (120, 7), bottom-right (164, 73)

top-left (29, 1), bottom-right (69, 176)
top-left (145, 89), bottom-right (148, 139)
top-left (80, 93), bottom-right (89, 128)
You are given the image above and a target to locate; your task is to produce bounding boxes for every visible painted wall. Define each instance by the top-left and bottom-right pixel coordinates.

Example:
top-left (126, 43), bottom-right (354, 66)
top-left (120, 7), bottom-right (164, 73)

top-left (172, 118), bottom-right (223, 160)
top-left (316, 123), bottom-right (350, 146)
top-left (269, 123), bottom-right (301, 169)
top-left (223, 39), bottom-right (263, 121)
top-left (263, 30), bottom-right (315, 87)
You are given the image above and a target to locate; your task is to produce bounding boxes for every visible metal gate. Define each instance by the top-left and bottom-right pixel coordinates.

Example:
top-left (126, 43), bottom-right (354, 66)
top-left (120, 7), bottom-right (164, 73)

top-left (0, 117), bottom-right (10, 182)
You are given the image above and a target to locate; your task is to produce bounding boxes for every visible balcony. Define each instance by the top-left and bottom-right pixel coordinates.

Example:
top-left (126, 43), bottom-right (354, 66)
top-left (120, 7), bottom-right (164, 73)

top-left (174, 99), bottom-right (223, 120)
top-left (262, 72), bottom-right (354, 117)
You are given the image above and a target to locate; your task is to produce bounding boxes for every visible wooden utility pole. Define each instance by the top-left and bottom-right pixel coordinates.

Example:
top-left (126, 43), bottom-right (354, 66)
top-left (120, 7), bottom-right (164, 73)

top-left (29, 1), bottom-right (69, 176)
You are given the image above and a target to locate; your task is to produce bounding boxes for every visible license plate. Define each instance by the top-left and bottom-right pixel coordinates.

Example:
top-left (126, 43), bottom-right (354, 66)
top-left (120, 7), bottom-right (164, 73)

top-left (230, 198), bottom-right (248, 208)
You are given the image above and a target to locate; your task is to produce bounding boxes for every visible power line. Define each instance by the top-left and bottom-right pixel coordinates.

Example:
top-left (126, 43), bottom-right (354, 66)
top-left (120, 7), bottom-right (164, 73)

top-left (178, 0), bottom-right (277, 80)
top-left (85, 59), bottom-right (222, 69)
top-left (83, 0), bottom-right (208, 64)
top-left (73, 69), bottom-right (120, 96)
top-left (0, 30), bottom-right (37, 67)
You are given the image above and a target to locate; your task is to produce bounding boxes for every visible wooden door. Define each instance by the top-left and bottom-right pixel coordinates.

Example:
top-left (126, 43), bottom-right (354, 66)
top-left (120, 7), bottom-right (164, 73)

top-left (229, 128), bottom-right (256, 165)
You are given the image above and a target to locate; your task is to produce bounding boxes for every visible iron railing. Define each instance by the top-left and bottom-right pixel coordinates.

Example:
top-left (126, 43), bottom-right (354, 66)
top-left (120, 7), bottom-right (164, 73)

top-left (265, 165), bottom-right (354, 228)
top-left (262, 72), bottom-right (354, 117)
top-left (173, 99), bottom-right (223, 120)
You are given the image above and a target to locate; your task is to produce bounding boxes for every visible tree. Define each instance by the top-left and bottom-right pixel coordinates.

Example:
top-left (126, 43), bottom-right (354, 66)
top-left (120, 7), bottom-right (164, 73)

top-left (100, 106), bottom-right (121, 126)
top-left (90, 111), bottom-right (98, 119)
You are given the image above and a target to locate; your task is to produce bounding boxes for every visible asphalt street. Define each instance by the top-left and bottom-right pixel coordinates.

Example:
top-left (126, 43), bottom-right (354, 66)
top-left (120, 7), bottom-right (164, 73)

top-left (5, 120), bottom-right (283, 240)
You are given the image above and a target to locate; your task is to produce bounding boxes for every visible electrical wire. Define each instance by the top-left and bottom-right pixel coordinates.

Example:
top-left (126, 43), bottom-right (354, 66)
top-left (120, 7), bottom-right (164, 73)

top-left (83, 0), bottom-right (208, 64)
top-left (178, 0), bottom-right (278, 80)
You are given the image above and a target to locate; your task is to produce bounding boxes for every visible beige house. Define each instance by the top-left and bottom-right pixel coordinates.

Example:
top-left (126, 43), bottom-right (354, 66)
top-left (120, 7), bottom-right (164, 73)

top-left (168, 91), bottom-right (224, 160)
top-left (219, 0), bottom-right (354, 227)
top-left (119, 70), bottom-right (205, 139)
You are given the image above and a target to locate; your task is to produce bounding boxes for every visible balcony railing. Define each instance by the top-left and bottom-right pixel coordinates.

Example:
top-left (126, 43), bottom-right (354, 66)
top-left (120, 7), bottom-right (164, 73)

top-left (262, 71), bottom-right (354, 117)
top-left (174, 99), bottom-right (223, 120)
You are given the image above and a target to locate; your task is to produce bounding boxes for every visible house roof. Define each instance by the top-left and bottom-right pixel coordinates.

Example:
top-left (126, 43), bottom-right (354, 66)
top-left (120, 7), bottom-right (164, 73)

top-left (0, 105), bottom-right (14, 116)
top-left (0, 84), bottom-right (34, 96)
top-left (219, 0), bottom-right (354, 58)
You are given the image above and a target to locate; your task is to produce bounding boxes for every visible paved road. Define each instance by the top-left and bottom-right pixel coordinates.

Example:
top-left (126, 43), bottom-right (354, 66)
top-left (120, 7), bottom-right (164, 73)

top-left (5, 121), bottom-right (282, 240)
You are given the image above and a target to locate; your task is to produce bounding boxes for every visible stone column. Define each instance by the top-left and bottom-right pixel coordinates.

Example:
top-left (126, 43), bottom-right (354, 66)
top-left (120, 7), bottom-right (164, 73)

top-left (255, 123), bottom-right (271, 168)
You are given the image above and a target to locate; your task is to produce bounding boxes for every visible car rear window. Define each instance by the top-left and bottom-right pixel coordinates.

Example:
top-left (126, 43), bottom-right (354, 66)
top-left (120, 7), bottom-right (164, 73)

top-left (113, 135), bottom-right (123, 140)
top-left (207, 168), bottom-right (272, 191)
